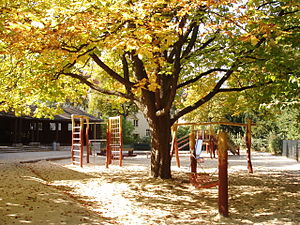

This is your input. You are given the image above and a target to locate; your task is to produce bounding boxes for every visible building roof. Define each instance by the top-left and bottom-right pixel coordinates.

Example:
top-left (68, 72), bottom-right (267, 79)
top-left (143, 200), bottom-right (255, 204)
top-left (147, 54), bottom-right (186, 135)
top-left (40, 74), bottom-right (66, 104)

top-left (0, 107), bottom-right (103, 122)
top-left (54, 107), bottom-right (102, 122)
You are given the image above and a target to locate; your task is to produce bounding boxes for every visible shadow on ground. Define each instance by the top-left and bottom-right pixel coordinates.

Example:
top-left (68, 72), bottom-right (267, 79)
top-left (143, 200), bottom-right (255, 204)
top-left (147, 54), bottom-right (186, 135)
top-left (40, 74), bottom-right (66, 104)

top-left (3, 157), bottom-right (299, 225)
top-left (25, 159), bottom-right (298, 225)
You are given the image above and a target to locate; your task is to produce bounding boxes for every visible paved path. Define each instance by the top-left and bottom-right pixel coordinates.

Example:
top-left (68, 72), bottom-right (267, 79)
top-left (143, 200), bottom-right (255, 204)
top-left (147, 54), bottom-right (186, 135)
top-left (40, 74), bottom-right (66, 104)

top-left (0, 149), bottom-right (299, 173)
top-left (0, 150), bottom-right (70, 163)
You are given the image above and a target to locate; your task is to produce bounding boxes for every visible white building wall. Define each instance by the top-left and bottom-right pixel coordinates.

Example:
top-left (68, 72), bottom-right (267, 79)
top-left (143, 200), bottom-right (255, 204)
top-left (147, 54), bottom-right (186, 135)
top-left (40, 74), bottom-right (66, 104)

top-left (129, 111), bottom-right (150, 138)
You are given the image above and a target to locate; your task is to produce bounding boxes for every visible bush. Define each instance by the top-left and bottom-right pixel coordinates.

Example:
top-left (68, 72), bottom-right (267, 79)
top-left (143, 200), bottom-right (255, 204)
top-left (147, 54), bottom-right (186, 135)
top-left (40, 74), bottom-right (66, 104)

top-left (177, 126), bottom-right (190, 140)
top-left (139, 136), bottom-right (151, 145)
top-left (267, 133), bottom-right (282, 155)
top-left (252, 138), bottom-right (268, 151)
top-left (122, 118), bottom-right (135, 145)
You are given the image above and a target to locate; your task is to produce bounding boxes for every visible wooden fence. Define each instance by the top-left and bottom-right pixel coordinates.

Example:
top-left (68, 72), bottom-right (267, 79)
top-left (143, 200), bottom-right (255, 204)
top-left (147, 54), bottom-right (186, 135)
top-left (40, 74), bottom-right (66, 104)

top-left (282, 140), bottom-right (300, 162)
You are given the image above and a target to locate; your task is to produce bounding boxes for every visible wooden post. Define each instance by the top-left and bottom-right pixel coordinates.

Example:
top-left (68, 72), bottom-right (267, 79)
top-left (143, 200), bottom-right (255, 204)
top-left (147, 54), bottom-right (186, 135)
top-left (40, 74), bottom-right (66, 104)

top-left (218, 131), bottom-right (229, 217)
top-left (189, 129), bottom-right (197, 173)
top-left (246, 119), bottom-right (253, 173)
top-left (170, 125), bottom-right (180, 168)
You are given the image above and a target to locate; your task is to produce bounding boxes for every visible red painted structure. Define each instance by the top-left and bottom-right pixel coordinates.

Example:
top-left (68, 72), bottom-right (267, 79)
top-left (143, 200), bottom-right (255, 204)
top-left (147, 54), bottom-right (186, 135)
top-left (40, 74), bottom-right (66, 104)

top-left (170, 120), bottom-right (255, 217)
top-left (218, 132), bottom-right (229, 217)
top-left (106, 116), bottom-right (123, 168)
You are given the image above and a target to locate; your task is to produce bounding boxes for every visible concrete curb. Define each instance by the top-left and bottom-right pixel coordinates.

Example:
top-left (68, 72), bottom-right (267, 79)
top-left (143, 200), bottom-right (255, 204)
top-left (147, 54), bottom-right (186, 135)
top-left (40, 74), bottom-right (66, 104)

top-left (20, 156), bottom-right (71, 164)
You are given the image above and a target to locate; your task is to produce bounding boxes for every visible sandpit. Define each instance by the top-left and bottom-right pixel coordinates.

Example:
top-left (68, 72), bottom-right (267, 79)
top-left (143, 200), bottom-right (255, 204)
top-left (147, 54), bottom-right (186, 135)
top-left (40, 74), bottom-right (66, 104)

top-left (0, 151), bottom-right (299, 224)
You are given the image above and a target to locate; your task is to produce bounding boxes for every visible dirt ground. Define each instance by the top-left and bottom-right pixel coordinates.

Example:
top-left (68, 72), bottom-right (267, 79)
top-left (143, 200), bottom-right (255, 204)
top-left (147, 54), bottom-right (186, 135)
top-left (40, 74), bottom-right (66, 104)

top-left (0, 151), bottom-right (299, 225)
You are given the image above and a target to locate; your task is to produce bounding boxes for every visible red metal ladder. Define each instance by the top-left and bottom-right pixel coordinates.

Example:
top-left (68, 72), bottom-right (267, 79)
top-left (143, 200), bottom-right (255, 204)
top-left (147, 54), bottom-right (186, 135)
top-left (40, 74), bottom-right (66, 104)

top-left (106, 116), bottom-right (123, 168)
top-left (71, 115), bottom-right (90, 167)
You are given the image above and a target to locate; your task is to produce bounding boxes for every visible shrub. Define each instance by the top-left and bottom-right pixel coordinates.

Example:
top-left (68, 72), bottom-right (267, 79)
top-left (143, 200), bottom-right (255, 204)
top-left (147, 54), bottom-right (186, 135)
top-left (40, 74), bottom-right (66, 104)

top-left (267, 133), bottom-right (282, 155)
top-left (252, 138), bottom-right (268, 151)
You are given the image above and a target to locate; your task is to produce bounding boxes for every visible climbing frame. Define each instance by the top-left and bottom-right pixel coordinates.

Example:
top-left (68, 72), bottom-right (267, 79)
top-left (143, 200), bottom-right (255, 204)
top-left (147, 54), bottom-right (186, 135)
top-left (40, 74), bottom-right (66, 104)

top-left (106, 116), bottom-right (123, 168)
top-left (71, 115), bottom-right (90, 167)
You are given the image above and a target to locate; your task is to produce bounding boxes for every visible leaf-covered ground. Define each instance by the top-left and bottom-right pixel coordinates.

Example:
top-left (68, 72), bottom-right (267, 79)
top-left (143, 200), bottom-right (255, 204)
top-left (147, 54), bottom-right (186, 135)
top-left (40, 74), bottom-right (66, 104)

top-left (0, 151), bottom-right (299, 225)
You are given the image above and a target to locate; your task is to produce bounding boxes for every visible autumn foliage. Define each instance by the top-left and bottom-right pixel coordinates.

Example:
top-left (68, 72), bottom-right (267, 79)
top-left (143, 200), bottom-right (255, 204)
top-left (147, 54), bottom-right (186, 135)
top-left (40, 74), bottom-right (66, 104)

top-left (0, 0), bottom-right (299, 178)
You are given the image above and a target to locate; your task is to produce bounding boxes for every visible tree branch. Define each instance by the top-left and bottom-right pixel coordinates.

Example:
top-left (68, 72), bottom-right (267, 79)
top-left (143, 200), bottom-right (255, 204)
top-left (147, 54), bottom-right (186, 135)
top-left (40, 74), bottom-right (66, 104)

top-left (181, 24), bottom-right (199, 58)
top-left (167, 19), bottom-right (194, 63)
top-left (90, 52), bottom-right (135, 88)
top-left (171, 69), bottom-right (235, 123)
top-left (63, 47), bottom-right (96, 69)
top-left (218, 81), bottom-right (274, 92)
top-left (156, 36), bottom-right (182, 117)
top-left (182, 33), bottom-right (219, 61)
top-left (177, 68), bottom-right (228, 89)
top-left (61, 43), bottom-right (89, 53)
top-left (121, 53), bottom-right (132, 94)
top-left (257, 1), bottom-right (278, 10)
top-left (131, 54), bottom-right (148, 80)
top-left (60, 72), bottom-right (135, 100)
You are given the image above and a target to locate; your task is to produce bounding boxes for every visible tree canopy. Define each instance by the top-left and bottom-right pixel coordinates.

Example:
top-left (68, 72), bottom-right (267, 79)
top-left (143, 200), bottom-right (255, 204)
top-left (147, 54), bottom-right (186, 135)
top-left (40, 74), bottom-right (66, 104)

top-left (0, 0), bottom-right (299, 178)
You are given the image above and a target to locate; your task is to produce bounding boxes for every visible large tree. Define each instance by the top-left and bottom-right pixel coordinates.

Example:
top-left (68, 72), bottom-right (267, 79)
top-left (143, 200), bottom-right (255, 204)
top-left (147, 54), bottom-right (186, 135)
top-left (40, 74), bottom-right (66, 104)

top-left (0, 0), bottom-right (299, 178)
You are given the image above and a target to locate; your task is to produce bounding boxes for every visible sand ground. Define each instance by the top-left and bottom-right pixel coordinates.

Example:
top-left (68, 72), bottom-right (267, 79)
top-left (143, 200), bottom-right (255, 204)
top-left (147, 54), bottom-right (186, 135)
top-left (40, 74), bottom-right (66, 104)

top-left (0, 151), bottom-right (299, 225)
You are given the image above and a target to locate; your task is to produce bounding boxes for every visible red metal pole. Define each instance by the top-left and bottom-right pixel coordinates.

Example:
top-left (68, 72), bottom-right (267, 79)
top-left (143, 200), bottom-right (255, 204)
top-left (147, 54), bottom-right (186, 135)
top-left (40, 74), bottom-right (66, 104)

top-left (80, 118), bottom-right (83, 168)
top-left (174, 139), bottom-right (180, 168)
top-left (218, 131), bottom-right (229, 217)
top-left (105, 120), bottom-right (111, 168)
top-left (119, 116), bottom-right (123, 167)
top-left (86, 117), bottom-right (90, 164)
top-left (71, 116), bottom-right (75, 164)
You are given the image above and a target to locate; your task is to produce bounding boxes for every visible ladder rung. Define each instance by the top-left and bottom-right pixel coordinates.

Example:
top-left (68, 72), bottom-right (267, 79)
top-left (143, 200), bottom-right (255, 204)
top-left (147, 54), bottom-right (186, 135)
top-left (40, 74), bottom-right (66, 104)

top-left (73, 126), bottom-right (81, 128)
top-left (73, 155), bottom-right (81, 158)
top-left (72, 150), bottom-right (81, 152)
top-left (72, 161), bottom-right (80, 164)
top-left (73, 138), bottom-right (81, 140)
top-left (73, 144), bottom-right (82, 146)
top-left (73, 132), bottom-right (81, 135)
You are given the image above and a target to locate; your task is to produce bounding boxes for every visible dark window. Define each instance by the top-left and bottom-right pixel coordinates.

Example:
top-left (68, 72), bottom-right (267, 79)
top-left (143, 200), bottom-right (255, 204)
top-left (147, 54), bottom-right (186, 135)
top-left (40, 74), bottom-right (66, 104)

top-left (50, 123), bottom-right (56, 131)
top-left (146, 129), bottom-right (151, 137)
top-left (68, 123), bottom-right (72, 131)
top-left (38, 123), bottom-right (43, 131)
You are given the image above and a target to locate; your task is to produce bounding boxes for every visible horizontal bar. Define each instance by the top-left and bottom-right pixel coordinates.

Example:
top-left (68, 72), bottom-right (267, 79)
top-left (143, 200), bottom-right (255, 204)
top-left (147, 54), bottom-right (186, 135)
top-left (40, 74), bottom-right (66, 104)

top-left (175, 121), bottom-right (255, 127)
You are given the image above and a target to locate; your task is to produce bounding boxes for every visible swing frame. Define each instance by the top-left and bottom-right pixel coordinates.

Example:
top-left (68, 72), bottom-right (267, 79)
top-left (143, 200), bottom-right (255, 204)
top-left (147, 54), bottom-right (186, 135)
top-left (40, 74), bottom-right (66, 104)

top-left (170, 120), bottom-right (255, 173)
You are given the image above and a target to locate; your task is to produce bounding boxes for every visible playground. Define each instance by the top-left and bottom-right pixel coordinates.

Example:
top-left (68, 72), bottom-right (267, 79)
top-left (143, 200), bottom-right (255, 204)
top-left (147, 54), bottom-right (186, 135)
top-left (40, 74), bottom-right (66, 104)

top-left (0, 150), bottom-right (299, 225)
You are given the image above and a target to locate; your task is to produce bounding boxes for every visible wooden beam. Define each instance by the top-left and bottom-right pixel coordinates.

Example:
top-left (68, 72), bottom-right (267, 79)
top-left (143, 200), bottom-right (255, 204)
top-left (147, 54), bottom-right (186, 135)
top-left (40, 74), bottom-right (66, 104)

top-left (218, 131), bottom-right (229, 217)
top-left (246, 119), bottom-right (253, 173)
top-left (175, 121), bottom-right (255, 127)
top-left (189, 130), bottom-right (197, 173)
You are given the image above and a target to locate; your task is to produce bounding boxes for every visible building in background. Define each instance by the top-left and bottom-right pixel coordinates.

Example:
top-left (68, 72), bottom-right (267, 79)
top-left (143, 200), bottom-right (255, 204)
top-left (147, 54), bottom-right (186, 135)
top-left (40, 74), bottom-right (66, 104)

top-left (0, 107), bottom-right (102, 146)
top-left (128, 111), bottom-right (150, 139)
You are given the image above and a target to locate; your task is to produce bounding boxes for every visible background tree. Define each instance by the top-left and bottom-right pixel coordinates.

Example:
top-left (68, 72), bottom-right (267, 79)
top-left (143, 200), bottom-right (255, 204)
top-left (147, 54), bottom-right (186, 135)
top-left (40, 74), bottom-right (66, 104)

top-left (87, 91), bottom-right (138, 118)
top-left (0, 0), bottom-right (299, 178)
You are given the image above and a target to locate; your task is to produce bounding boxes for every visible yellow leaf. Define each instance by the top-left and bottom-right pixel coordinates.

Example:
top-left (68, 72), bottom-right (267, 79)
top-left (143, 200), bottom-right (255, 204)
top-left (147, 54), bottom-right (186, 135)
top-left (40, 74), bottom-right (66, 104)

top-left (148, 82), bottom-right (160, 92)
top-left (250, 35), bottom-right (259, 46)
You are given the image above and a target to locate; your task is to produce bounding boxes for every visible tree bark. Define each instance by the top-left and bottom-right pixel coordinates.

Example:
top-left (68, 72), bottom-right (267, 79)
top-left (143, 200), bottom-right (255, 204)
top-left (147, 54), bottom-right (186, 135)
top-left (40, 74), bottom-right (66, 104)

top-left (149, 114), bottom-right (172, 179)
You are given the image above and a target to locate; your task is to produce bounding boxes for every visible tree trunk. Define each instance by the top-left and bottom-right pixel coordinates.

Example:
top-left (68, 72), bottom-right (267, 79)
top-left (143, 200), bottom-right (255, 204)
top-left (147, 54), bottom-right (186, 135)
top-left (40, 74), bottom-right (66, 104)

top-left (149, 114), bottom-right (172, 179)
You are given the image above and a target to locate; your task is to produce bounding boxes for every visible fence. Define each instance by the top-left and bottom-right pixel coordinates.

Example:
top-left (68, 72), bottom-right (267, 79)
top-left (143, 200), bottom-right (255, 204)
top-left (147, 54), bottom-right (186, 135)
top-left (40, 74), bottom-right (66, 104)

top-left (282, 140), bottom-right (300, 162)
